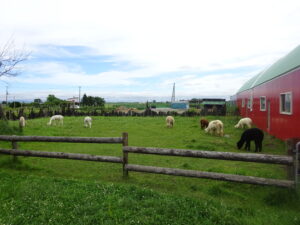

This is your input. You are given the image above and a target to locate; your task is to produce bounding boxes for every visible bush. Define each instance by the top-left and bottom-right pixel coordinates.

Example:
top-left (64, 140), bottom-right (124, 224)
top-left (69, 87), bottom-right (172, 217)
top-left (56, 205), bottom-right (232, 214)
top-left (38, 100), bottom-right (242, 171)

top-left (0, 120), bottom-right (22, 135)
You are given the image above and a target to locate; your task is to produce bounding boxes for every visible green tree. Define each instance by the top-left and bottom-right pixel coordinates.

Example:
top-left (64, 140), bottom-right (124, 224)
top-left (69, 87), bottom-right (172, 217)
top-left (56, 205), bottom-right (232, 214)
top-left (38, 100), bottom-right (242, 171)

top-left (8, 101), bottom-right (21, 108)
top-left (81, 94), bottom-right (87, 105)
top-left (81, 94), bottom-right (105, 108)
top-left (94, 97), bottom-right (105, 107)
top-left (87, 96), bottom-right (94, 106)
top-left (45, 95), bottom-right (64, 106)
top-left (34, 98), bottom-right (42, 104)
top-left (32, 98), bottom-right (42, 107)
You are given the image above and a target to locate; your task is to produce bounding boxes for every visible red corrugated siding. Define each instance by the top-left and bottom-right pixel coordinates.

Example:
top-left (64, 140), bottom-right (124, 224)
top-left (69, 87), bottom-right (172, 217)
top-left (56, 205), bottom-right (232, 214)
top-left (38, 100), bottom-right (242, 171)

top-left (236, 68), bottom-right (300, 140)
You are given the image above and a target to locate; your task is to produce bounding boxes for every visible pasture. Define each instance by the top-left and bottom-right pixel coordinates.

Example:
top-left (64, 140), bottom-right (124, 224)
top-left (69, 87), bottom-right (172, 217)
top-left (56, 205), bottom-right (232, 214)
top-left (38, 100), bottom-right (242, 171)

top-left (0, 116), bottom-right (299, 225)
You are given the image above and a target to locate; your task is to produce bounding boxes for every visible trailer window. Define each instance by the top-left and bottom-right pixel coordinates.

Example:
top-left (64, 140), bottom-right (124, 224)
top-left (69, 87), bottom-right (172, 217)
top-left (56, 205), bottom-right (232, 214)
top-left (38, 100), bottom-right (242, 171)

top-left (280, 92), bottom-right (292, 114)
top-left (260, 96), bottom-right (266, 111)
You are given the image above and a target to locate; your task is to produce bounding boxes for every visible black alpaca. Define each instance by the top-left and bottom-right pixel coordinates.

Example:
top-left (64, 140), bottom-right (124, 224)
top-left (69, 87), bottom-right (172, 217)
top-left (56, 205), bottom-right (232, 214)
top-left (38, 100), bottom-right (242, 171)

top-left (237, 128), bottom-right (264, 152)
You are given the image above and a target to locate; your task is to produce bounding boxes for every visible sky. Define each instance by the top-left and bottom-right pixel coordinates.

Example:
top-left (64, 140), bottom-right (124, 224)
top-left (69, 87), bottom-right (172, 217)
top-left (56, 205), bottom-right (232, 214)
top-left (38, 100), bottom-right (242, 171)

top-left (0, 0), bottom-right (300, 102)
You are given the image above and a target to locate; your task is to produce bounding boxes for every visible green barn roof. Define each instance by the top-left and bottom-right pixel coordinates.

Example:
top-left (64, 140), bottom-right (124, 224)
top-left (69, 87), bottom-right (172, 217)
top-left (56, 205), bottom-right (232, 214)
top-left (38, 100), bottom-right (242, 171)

top-left (237, 45), bottom-right (300, 93)
top-left (201, 101), bottom-right (225, 105)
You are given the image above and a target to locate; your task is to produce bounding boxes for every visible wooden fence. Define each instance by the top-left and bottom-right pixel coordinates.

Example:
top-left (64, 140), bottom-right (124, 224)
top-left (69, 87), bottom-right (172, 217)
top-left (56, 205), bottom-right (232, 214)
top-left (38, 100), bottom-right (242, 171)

top-left (123, 146), bottom-right (299, 188)
top-left (0, 133), bottom-right (128, 164)
top-left (0, 133), bottom-right (298, 188)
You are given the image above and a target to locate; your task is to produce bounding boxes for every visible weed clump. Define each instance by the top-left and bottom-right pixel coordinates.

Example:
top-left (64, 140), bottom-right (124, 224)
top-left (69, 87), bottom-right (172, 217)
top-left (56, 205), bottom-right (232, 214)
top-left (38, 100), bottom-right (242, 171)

top-left (264, 189), bottom-right (300, 207)
top-left (0, 120), bottom-right (22, 135)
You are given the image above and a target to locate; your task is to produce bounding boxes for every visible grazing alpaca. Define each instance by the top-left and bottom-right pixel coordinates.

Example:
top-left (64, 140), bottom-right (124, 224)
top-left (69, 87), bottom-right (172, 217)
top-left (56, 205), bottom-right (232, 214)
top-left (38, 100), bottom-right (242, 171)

top-left (84, 116), bottom-right (92, 128)
top-left (200, 119), bottom-right (209, 129)
top-left (19, 116), bottom-right (26, 128)
top-left (47, 115), bottom-right (64, 126)
top-left (237, 128), bottom-right (264, 152)
top-left (234, 117), bottom-right (252, 129)
top-left (166, 116), bottom-right (175, 128)
top-left (205, 120), bottom-right (224, 136)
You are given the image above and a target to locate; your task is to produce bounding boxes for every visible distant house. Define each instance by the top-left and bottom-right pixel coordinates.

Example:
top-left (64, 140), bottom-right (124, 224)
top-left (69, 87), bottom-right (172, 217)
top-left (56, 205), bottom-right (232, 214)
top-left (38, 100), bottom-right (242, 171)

top-left (171, 101), bottom-right (189, 109)
top-left (66, 97), bottom-right (79, 104)
top-left (236, 45), bottom-right (300, 140)
top-left (66, 97), bottom-right (80, 108)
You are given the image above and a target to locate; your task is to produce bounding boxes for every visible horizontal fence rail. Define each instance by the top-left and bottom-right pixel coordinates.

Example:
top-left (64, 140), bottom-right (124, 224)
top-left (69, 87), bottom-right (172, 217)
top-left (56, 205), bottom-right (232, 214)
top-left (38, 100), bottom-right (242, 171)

top-left (0, 135), bottom-right (123, 144)
top-left (0, 148), bottom-right (123, 163)
top-left (0, 134), bottom-right (126, 165)
top-left (125, 164), bottom-right (295, 188)
top-left (123, 146), bottom-right (298, 188)
top-left (123, 146), bottom-right (294, 165)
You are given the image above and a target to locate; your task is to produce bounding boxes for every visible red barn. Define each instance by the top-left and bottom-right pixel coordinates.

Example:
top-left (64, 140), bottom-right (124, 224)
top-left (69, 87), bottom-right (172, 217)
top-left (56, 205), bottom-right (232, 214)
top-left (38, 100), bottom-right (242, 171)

top-left (236, 45), bottom-right (300, 140)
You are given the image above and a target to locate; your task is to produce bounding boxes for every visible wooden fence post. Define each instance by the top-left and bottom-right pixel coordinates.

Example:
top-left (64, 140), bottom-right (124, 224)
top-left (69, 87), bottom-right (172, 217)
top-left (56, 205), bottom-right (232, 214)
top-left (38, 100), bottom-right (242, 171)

top-left (286, 139), bottom-right (300, 182)
top-left (11, 137), bottom-right (18, 162)
top-left (122, 132), bottom-right (129, 177)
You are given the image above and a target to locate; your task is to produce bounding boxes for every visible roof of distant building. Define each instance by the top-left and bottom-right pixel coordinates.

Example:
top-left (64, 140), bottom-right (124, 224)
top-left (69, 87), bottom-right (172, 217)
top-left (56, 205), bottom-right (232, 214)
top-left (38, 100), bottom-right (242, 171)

top-left (202, 101), bottom-right (226, 105)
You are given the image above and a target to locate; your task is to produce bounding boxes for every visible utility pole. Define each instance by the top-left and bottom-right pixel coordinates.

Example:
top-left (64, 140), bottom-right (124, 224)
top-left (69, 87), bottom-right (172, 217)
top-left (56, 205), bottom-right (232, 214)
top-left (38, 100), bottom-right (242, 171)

top-left (5, 86), bottom-right (8, 106)
top-left (171, 83), bottom-right (175, 103)
top-left (78, 86), bottom-right (81, 106)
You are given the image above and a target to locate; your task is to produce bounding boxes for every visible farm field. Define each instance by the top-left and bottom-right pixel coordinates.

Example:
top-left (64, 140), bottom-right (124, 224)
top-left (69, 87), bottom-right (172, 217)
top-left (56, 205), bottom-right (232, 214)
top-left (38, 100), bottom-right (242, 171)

top-left (105, 102), bottom-right (170, 110)
top-left (0, 116), bottom-right (299, 225)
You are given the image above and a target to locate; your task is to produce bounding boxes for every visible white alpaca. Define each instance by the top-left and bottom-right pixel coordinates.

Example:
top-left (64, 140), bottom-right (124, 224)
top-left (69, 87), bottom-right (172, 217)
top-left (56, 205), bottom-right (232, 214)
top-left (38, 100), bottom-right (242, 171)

top-left (19, 116), bottom-right (26, 128)
top-left (234, 117), bottom-right (252, 129)
top-left (205, 120), bottom-right (224, 136)
top-left (84, 116), bottom-right (92, 128)
top-left (47, 115), bottom-right (64, 126)
top-left (166, 116), bottom-right (175, 128)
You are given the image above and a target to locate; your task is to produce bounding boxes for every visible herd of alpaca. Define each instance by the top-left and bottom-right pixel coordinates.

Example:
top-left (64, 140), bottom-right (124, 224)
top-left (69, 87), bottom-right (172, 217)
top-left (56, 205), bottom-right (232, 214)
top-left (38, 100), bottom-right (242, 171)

top-left (46, 115), bottom-right (92, 128)
top-left (167, 116), bottom-right (262, 152)
top-left (199, 117), bottom-right (263, 152)
top-left (201, 117), bottom-right (263, 152)
top-left (17, 114), bottom-right (263, 152)
top-left (18, 115), bottom-right (93, 128)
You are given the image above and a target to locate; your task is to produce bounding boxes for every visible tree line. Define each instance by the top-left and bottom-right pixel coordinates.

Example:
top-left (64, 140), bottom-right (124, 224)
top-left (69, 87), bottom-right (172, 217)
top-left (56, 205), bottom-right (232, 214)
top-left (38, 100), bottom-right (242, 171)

top-left (2, 94), bottom-right (105, 108)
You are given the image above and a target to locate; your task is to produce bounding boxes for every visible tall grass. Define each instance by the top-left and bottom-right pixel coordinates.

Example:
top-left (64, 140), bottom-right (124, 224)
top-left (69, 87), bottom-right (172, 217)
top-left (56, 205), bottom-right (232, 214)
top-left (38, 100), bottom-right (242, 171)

top-left (0, 120), bottom-right (22, 135)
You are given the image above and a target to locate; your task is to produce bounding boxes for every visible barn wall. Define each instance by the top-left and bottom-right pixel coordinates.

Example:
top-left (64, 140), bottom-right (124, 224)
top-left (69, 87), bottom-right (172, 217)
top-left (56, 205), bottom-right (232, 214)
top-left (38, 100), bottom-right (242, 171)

top-left (237, 68), bottom-right (300, 140)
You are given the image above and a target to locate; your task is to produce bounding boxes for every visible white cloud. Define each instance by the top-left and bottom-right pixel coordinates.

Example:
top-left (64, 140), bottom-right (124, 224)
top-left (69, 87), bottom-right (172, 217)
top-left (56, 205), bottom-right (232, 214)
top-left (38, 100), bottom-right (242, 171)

top-left (1, 0), bottom-right (300, 101)
top-left (3, 61), bottom-right (163, 87)
top-left (159, 71), bottom-right (258, 99)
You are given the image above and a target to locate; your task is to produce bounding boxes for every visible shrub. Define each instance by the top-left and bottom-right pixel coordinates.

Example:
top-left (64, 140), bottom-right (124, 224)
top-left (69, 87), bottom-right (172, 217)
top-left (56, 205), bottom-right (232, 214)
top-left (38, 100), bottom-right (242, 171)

top-left (0, 120), bottom-right (22, 135)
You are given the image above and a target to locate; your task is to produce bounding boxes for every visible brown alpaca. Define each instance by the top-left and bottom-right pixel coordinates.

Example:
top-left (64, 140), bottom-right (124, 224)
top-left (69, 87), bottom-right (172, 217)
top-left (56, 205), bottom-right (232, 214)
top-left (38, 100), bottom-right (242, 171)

top-left (200, 119), bottom-right (209, 129)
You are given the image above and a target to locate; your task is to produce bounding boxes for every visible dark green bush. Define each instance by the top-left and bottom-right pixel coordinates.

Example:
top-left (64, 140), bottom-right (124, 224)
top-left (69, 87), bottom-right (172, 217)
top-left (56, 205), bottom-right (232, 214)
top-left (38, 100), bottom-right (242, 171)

top-left (0, 120), bottom-right (22, 135)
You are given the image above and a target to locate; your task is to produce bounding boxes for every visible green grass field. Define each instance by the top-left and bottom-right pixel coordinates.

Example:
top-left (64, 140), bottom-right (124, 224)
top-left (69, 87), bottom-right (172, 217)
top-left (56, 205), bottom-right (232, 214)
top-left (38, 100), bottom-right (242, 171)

top-left (0, 116), bottom-right (299, 225)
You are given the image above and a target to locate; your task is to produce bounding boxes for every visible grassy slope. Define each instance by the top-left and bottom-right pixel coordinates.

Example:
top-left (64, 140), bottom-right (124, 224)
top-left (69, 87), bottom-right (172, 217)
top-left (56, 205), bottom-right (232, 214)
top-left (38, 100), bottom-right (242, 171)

top-left (0, 116), bottom-right (299, 225)
top-left (0, 171), bottom-right (263, 225)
